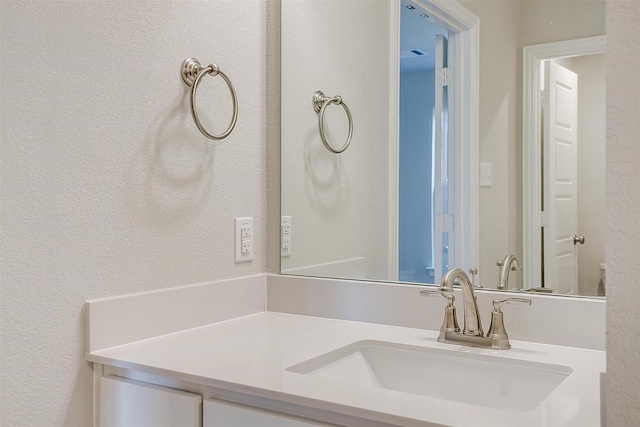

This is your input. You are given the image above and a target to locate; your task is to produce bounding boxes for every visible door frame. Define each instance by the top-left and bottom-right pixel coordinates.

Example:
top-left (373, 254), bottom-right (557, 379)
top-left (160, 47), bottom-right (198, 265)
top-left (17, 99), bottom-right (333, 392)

top-left (522, 35), bottom-right (606, 289)
top-left (389, 0), bottom-right (479, 282)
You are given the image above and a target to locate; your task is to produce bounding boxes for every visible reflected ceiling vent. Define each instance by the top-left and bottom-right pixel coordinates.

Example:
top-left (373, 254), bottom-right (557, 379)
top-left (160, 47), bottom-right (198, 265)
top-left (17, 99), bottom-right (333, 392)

top-left (400, 49), bottom-right (427, 59)
top-left (402, 1), bottom-right (435, 23)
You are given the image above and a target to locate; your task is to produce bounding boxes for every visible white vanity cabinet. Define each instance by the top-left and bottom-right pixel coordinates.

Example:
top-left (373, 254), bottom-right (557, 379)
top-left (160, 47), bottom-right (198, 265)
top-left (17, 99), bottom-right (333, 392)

top-left (87, 305), bottom-right (606, 427)
top-left (100, 375), bottom-right (202, 427)
top-left (99, 374), bottom-right (336, 427)
top-left (203, 399), bottom-right (336, 427)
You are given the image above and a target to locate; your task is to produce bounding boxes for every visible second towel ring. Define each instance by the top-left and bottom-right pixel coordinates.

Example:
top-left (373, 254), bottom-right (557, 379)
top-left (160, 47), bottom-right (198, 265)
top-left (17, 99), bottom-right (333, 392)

top-left (313, 91), bottom-right (353, 154)
top-left (181, 58), bottom-right (238, 140)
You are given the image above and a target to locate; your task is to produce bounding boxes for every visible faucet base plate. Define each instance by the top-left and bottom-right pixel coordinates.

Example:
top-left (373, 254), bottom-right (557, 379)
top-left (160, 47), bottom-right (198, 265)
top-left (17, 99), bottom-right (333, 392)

top-left (439, 332), bottom-right (511, 350)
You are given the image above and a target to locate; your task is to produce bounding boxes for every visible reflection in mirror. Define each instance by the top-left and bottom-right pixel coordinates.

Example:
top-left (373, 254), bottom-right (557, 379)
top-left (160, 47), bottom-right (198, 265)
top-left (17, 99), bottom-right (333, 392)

top-left (281, 0), bottom-right (396, 283)
top-left (399, 7), bottom-right (453, 283)
top-left (280, 0), bottom-right (605, 298)
top-left (522, 36), bottom-right (606, 297)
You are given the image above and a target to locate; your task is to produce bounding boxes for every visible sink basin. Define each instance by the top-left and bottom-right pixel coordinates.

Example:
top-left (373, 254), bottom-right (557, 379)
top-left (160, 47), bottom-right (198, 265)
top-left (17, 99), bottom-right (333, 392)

top-left (286, 340), bottom-right (573, 412)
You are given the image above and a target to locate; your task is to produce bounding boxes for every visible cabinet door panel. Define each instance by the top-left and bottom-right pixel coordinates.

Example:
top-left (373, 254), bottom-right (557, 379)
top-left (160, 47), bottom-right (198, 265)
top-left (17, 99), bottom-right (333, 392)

top-left (204, 399), bottom-right (335, 427)
top-left (100, 375), bottom-right (201, 427)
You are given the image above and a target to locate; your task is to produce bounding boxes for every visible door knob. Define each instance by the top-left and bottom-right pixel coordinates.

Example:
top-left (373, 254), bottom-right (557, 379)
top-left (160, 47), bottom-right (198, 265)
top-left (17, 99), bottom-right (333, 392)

top-left (572, 235), bottom-right (585, 245)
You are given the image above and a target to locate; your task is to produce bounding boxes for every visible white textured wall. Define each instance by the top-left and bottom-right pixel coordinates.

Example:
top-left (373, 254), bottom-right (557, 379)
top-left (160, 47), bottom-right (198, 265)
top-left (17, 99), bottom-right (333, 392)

top-left (280, 0), bottom-right (392, 280)
top-left (0, 1), bottom-right (266, 426)
top-left (519, 0), bottom-right (606, 47)
top-left (606, 0), bottom-right (640, 424)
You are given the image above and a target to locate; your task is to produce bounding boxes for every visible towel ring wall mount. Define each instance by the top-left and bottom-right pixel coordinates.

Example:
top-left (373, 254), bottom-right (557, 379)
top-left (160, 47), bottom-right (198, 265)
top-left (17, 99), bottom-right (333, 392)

top-left (181, 58), bottom-right (238, 140)
top-left (312, 91), bottom-right (353, 154)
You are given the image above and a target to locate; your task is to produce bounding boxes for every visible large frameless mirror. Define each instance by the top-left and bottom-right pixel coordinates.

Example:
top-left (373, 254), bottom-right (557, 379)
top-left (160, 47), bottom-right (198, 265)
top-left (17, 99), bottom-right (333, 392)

top-left (280, 0), bottom-right (605, 298)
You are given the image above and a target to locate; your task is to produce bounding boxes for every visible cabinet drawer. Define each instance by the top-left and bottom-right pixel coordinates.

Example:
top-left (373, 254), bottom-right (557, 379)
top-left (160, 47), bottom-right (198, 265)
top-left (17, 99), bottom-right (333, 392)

top-left (100, 375), bottom-right (202, 427)
top-left (204, 399), bottom-right (336, 427)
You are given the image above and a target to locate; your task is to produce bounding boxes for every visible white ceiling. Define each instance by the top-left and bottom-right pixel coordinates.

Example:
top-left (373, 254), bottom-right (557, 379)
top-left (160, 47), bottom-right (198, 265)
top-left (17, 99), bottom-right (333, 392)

top-left (400, 3), bottom-right (448, 73)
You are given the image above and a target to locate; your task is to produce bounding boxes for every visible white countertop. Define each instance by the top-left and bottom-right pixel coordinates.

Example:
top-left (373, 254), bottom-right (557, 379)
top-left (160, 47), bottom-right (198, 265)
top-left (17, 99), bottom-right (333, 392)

top-left (86, 312), bottom-right (605, 427)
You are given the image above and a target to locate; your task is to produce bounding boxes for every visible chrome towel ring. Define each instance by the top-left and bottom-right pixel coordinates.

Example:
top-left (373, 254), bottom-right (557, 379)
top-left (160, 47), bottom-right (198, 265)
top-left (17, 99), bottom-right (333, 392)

top-left (312, 91), bottom-right (353, 154)
top-left (181, 58), bottom-right (238, 140)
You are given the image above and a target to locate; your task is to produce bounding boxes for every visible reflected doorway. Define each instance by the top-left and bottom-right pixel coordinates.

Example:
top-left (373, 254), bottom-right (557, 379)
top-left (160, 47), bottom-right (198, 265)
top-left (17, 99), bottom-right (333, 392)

top-left (523, 36), bottom-right (606, 297)
top-left (398, 7), bottom-right (451, 283)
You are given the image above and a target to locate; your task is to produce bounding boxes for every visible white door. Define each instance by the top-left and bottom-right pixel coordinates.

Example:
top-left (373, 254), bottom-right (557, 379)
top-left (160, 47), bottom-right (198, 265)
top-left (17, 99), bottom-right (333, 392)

top-left (433, 33), bottom-right (453, 283)
top-left (543, 61), bottom-right (579, 294)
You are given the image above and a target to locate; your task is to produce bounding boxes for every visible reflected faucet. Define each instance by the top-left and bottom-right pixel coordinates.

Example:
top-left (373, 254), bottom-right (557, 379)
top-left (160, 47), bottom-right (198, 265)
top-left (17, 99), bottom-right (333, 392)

top-left (496, 255), bottom-right (521, 290)
top-left (438, 268), bottom-right (483, 336)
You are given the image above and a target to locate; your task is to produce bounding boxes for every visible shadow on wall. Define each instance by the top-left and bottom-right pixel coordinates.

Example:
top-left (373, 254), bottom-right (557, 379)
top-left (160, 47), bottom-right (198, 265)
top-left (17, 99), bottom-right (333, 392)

top-left (303, 127), bottom-right (349, 215)
top-left (124, 89), bottom-right (215, 230)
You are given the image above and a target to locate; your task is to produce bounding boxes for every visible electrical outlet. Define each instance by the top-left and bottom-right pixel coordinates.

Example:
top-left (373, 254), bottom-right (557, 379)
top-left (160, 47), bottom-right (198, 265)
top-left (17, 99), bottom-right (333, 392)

top-left (281, 216), bottom-right (292, 257)
top-left (235, 217), bottom-right (254, 262)
top-left (282, 236), bottom-right (291, 250)
top-left (282, 223), bottom-right (291, 235)
top-left (281, 216), bottom-right (291, 235)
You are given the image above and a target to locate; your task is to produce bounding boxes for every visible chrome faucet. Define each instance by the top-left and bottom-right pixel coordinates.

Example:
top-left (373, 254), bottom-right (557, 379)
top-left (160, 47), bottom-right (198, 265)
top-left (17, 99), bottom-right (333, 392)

top-left (496, 254), bottom-right (521, 290)
top-left (438, 268), bottom-right (483, 336)
top-left (421, 267), bottom-right (531, 350)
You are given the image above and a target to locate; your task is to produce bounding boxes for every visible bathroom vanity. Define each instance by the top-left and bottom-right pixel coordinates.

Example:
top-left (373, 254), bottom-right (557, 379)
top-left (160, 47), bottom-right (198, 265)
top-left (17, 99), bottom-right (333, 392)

top-left (85, 275), bottom-right (605, 427)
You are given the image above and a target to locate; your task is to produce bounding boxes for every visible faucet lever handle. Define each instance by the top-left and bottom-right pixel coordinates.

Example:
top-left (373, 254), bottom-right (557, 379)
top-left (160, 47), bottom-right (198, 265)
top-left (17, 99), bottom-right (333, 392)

top-left (420, 289), bottom-right (460, 337)
top-left (492, 297), bottom-right (532, 312)
top-left (487, 298), bottom-right (532, 350)
top-left (420, 289), bottom-right (455, 308)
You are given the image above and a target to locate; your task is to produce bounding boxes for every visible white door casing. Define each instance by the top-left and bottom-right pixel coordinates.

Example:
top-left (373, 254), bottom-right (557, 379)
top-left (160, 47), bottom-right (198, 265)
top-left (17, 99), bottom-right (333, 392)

top-left (543, 61), bottom-right (579, 295)
top-left (408, 0), bottom-right (480, 282)
top-left (434, 33), bottom-right (449, 281)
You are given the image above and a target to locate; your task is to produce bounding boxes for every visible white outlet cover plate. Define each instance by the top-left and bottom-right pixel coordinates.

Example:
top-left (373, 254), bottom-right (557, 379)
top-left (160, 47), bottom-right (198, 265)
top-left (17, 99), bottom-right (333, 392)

top-left (281, 216), bottom-right (291, 256)
top-left (235, 217), bottom-right (254, 262)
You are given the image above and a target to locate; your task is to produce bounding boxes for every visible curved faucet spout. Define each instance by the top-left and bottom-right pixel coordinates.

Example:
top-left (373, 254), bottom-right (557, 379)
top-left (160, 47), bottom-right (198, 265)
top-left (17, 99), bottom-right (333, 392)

top-left (438, 268), bottom-right (484, 336)
top-left (497, 255), bottom-right (521, 290)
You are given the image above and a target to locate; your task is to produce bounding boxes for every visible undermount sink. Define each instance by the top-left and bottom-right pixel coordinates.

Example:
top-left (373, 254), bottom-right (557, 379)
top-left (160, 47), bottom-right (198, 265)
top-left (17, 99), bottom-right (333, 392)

top-left (286, 340), bottom-right (573, 413)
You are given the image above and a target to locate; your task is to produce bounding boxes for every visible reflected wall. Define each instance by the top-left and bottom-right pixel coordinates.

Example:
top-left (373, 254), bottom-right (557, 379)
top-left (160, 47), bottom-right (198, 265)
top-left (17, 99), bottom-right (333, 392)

top-left (280, 0), bottom-right (394, 280)
top-left (462, 0), bottom-right (605, 289)
top-left (280, 0), bottom-right (606, 295)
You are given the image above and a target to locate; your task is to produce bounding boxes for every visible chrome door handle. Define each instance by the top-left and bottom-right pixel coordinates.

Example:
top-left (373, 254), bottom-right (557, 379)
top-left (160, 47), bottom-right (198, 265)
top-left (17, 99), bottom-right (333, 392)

top-left (572, 235), bottom-right (585, 245)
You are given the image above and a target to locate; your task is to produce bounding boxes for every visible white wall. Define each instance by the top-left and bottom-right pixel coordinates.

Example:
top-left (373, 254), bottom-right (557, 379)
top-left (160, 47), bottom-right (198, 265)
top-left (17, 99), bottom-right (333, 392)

top-left (605, 0), bottom-right (640, 423)
top-left (573, 54), bottom-right (607, 296)
top-left (280, 0), bottom-right (392, 280)
top-left (0, 1), bottom-right (266, 425)
top-left (461, 0), bottom-right (522, 288)
top-left (519, 0), bottom-right (606, 47)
